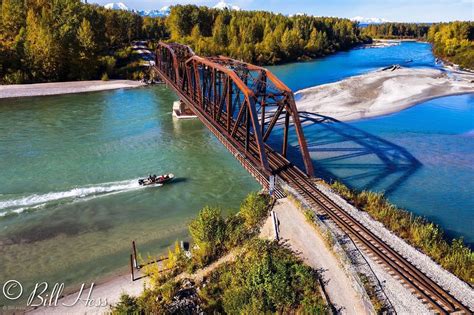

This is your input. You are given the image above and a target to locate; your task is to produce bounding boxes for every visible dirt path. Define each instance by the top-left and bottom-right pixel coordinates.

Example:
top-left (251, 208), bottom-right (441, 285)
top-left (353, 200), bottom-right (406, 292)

top-left (260, 198), bottom-right (373, 315)
top-left (176, 250), bottom-right (237, 283)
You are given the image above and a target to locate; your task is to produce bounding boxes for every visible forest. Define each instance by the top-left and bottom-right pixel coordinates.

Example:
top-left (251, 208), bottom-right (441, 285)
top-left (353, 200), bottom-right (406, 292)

top-left (362, 21), bottom-right (474, 69)
top-left (0, 1), bottom-right (366, 84)
top-left (428, 22), bottom-right (474, 69)
top-left (165, 5), bottom-right (367, 64)
top-left (1, 1), bottom-right (473, 84)
top-left (0, 0), bottom-right (167, 83)
top-left (362, 23), bottom-right (431, 39)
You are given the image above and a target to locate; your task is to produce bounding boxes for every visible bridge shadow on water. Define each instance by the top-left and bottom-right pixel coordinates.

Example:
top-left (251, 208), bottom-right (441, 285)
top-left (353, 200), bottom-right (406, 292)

top-left (269, 112), bottom-right (422, 194)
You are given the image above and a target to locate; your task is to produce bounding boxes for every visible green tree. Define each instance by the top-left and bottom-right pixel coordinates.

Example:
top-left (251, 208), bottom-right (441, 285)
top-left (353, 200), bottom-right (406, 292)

top-left (76, 18), bottom-right (97, 79)
top-left (189, 206), bottom-right (226, 265)
top-left (239, 192), bottom-right (269, 229)
top-left (25, 9), bottom-right (62, 81)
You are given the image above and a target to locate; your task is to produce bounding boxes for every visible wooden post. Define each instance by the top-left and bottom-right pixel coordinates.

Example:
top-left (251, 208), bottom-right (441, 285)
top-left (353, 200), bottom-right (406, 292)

top-left (271, 211), bottom-right (279, 241)
top-left (132, 241), bottom-right (138, 269)
top-left (130, 254), bottom-right (135, 282)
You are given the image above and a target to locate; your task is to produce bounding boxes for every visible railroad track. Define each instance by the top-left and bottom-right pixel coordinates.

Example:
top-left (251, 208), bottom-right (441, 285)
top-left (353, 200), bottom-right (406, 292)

top-left (272, 160), bottom-right (471, 314)
top-left (158, 71), bottom-right (471, 314)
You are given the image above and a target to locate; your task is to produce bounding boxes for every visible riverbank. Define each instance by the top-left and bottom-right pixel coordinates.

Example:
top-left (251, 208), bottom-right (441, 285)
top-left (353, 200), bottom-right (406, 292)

top-left (28, 189), bottom-right (474, 314)
top-left (0, 80), bottom-right (146, 99)
top-left (295, 66), bottom-right (474, 121)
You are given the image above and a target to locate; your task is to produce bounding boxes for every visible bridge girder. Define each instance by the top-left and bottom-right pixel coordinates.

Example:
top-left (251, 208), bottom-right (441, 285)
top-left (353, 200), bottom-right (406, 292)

top-left (155, 42), bottom-right (314, 177)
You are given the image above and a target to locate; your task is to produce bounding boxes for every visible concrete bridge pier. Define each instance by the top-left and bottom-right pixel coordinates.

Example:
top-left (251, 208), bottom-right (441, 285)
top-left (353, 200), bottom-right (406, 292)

top-left (172, 100), bottom-right (197, 119)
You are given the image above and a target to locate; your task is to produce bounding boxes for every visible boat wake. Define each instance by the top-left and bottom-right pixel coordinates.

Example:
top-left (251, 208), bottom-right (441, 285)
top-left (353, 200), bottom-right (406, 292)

top-left (0, 179), bottom-right (143, 217)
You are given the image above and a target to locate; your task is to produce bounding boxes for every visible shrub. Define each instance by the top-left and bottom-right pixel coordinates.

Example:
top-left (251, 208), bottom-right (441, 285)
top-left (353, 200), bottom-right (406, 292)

top-left (2, 70), bottom-right (27, 84)
top-left (101, 72), bottom-right (109, 81)
top-left (189, 206), bottom-right (226, 266)
top-left (160, 280), bottom-right (179, 304)
top-left (114, 47), bottom-right (133, 60)
top-left (99, 55), bottom-right (116, 76)
top-left (112, 193), bottom-right (326, 314)
top-left (200, 239), bottom-right (327, 313)
top-left (111, 294), bottom-right (139, 314)
top-left (239, 192), bottom-right (270, 229)
top-left (223, 214), bottom-right (247, 249)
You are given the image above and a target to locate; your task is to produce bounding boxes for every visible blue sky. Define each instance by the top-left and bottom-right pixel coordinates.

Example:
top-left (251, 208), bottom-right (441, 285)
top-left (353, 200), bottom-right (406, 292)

top-left (89, 0), bottom-right (474, 22)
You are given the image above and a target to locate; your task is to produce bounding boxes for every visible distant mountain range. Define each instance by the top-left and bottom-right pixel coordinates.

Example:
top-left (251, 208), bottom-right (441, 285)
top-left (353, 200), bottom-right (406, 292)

top-left (103, 2), bottom-right (170, 17)
top-left (213, 1), bottom-right (240, 11)
top-left (103, 1), bottom-right (240, 17)
top-left (103, 2), bottom-right (129, 11)
top-left (350, 16), bottom-right (391, 24)
top-left (103, 3), bottom-right (391, 23)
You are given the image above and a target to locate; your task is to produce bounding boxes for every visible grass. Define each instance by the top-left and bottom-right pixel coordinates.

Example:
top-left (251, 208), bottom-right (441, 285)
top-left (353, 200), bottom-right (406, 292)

top-left (358, 273), bottom-right (386, 313)
top-left (330, 181), bottom-right (474, 284)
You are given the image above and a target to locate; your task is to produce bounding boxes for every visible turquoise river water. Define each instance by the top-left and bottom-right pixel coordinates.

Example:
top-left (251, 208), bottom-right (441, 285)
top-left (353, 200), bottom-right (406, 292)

top-left (0, 42), bottom-right (472, 304)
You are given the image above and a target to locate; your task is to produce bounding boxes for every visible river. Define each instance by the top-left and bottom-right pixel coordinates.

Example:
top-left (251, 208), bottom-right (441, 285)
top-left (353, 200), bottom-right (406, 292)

top-left (0, 87), bottom-right (259, 304)
top-left (268, 41), bottom-right (473, 247)
top-left (0, 41), bottom-right (472, 305)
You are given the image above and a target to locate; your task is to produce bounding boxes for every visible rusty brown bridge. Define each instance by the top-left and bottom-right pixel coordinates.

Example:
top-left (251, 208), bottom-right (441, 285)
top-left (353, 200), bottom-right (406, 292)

top-left (154, 42), bottom-right (471, 314)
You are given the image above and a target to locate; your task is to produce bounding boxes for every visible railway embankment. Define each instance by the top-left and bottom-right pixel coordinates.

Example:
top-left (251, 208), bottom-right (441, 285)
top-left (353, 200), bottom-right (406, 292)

top-left (314, 181), bottom-right (474, 311)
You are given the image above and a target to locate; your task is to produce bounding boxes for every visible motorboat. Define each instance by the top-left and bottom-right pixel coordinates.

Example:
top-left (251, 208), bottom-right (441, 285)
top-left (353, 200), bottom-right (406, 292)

top-left (138, 174), bottom-right (174, 186)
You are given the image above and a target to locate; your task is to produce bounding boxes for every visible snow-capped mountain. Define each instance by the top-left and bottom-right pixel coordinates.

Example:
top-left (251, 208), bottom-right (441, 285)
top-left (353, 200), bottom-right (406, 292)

top-left (289, 12), bottom-right (307, 17)
top-left (103, 1), bottom-right (242, 16)
top-left (351, 16), bottom-right (390, 24)
top-left (103, 2), bottom-right (170, 17)
top-left (138, 6), bottom-right (170, 17)
top-left (213, 1), bottom-right (241, 11)
top-left (104, 2), bottom-right (129, 10)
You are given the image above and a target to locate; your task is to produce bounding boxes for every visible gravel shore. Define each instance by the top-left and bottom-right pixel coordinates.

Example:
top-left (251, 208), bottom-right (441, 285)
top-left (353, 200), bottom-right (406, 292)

top-left (295, 66), bottom-right (474, 122)
top-left (0, 80), bottom-right (146, 99)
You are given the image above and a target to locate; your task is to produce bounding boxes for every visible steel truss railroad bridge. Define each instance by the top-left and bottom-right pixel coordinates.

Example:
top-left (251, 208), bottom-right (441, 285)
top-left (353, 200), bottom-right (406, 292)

top-left (154, 42), bottom-right (470, 314)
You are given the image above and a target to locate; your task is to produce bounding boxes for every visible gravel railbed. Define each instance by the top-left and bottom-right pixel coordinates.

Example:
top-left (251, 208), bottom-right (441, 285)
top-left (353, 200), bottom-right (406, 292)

top-left (316, 183), bottom-right (474, 311)
top-left (283, 179), bottom-right (428, 313)
top-left (359, 248), bottom-right (432, 314)
top-left (324, 219), bottom-right (399, 313)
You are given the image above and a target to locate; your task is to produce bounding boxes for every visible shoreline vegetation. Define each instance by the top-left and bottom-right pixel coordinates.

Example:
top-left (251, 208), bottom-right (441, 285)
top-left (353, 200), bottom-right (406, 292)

top-left (111, 192), bottom-right (328, 314)
top-left (329, 181), bottom-right (473, 285)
